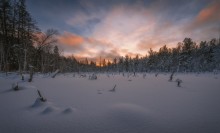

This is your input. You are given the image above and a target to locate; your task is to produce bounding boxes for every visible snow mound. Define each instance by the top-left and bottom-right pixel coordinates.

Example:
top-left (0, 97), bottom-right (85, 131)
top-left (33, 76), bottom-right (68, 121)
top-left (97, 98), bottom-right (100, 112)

top-left (11, 82), bottom-right (19, 91)
top-left (31, 98), bottom-right (47, 108)
top-left (62, 107), bottom-right (76, 114)
top-left (109, 103), bottom-right (150, 122)
top-left (101, 103), bottom-right (151, 131)
top-left (41, 106), bottom-right (59, 114)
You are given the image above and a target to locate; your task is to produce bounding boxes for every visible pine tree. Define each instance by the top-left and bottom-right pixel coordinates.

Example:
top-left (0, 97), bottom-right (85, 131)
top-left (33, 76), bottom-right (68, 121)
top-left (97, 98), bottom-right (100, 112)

top-left (124, 55), bottom-right (129, 72)
top-left (0, 0), bottom-right (13, 72)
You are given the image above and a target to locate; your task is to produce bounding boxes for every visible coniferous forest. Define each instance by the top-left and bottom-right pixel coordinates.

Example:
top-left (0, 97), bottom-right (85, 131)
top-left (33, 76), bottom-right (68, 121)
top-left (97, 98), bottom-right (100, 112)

top-left (1, 0), bottom-right (220, 74)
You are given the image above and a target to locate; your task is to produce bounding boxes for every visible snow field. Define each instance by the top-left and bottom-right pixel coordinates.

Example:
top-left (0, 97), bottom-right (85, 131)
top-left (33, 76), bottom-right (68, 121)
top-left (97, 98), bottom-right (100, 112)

top-left (0, 72), bottom-right (220, 133)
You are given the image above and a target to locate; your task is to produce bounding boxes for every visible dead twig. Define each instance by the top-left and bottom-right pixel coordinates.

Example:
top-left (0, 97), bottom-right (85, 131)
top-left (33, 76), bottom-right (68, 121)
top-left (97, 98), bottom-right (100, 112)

top-left (37, 90), bottom-right (47, 102)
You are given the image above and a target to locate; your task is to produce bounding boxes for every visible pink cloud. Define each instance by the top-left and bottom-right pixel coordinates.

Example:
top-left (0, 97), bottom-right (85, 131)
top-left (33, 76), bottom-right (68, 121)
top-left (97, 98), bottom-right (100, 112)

top-left (195, 1), bottom-right (220, 25)
top-left (58, 32), bottom-right (122, 60)
top-left (58, 32), bottom-right (84, 47)
top-left (62, 1), bottom-right (220, 59)
top-left (186, 1), bottom-right (220, 31)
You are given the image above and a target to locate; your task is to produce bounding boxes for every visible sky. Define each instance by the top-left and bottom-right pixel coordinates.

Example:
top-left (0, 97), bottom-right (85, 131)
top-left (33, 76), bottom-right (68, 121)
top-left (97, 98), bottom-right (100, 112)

top-left (26, 0), bottom-right (220, 60)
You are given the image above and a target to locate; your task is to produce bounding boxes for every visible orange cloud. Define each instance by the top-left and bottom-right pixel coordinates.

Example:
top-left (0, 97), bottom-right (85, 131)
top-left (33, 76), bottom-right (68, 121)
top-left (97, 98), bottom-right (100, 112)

top-left (186, 1), bottom-right (220, 31)
top-left (196, 2), bottom-right (220, 24)
top-left (137, 40), bottom-right (158, 50)
top-left (58, 31), bottom-right (122, 60)
top-left (59, 31), bottom-right (116, 50)
top-left (58, 32), bottom-right (84, 46)
top-left (85, 38), bottom-right (112, 47)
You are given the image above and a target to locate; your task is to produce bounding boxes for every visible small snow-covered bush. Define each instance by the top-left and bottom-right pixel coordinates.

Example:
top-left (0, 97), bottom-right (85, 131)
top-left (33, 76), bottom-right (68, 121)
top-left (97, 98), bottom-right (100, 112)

top-left (213, 69), bottom-right (218, 75)
top-left (12, 82), bottom-right (19, 91)
top-left (169, 72), bottom-right (175, 81)
top-left (21, 74), bottom-right (24, 80)
top-left (80, 74), bottom-right (86, 78)
top-left (51, 69), bottom-right (59, 78)
top-left (28, 65), bottom-right (34, 82)
top-left (89, 74), bottom-right (97, 80)
top-left (175, 78), bottom-right (182, 87)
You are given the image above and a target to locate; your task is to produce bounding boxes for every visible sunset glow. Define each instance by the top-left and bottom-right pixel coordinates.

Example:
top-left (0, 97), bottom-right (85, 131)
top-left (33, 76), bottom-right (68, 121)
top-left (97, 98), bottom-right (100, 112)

top-left (26, 0), bottom-right (220, 60)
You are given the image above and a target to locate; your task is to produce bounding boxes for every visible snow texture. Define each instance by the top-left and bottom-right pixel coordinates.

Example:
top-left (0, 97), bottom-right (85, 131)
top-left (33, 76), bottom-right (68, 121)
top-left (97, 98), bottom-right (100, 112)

top-left (0, 72), bottom-right (220, 133)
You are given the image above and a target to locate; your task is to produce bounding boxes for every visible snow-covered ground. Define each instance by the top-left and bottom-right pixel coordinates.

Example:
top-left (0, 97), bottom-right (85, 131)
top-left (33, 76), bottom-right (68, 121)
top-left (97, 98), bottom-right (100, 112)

top-left (0, 72), bottom-right (220, 133)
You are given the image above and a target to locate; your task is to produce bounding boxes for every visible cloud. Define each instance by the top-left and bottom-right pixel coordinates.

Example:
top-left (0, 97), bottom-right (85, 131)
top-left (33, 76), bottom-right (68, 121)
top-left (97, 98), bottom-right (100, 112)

top-left (90, 1), bottom-right (205, 55)
top-left (178, 1), bottom-right (220, 43)
top-left (32, 0), bottom-right (220, 59)
top-left (98, 3), bottom-right (182, 52)
top-left (66, 12), bottom-right (101, 29)
top-left (85, 38), bottom-right (112, 48)
top-left (58, 31), bottom-right (115, 49)
top-left (135, 0), bottom-right (220, 53)
top-left (136, 19), bottom-right (187, 52)
top-left (90, 3), bottom-right (157, 55)
top-left (195, 1), bottom-right (220, 24)
top-left (186, 1), bottom-right (220, 31)
top-left (57, 31), bottom-right (122, 60)
top-left (58, 32), bottom-right (84, 47)
top-left (137, 40), bottom-right (159, 50)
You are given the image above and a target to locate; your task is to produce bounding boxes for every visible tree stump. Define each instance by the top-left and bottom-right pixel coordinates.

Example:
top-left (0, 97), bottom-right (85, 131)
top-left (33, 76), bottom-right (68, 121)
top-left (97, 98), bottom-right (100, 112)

top-left (37, 90), bottom-right (47, 102)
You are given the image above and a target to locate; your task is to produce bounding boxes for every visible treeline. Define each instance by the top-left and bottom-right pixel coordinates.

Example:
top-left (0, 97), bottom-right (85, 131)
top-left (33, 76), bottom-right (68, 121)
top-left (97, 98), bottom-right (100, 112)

top-left (103, 38), bottom-right (220, 73)
top-left (77, 37), bottom-right (220, 73)
top-left (1, 0), bottom-right (220, 74)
